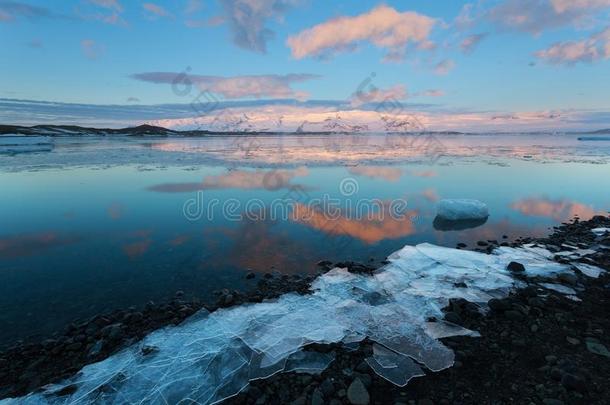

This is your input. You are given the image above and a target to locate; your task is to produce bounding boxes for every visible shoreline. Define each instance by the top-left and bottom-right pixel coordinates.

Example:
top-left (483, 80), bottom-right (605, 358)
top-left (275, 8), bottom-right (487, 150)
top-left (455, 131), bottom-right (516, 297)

top-left (1, 216), bottom-right (609, 403)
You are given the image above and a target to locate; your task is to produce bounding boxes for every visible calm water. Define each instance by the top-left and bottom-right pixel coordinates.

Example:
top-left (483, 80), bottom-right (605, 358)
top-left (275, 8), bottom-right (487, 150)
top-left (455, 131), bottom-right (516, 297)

top-left (1, 133), bottom-right (609, 347)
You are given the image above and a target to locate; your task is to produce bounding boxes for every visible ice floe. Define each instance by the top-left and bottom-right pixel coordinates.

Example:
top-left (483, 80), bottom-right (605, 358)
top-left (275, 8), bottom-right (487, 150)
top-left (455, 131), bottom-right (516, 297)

top-left (5, 243), bottom-right (585, 404)
top-left (436, 199), bottom-right (489, 221)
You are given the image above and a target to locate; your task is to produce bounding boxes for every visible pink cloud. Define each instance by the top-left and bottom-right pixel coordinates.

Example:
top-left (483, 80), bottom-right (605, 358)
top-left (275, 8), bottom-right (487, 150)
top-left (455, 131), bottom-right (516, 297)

top-left (89, 0), bottom-right (123, 12)
top-left (286, 5), bottom-right (436, 60)
top-left (81, 39), bottom-right (104, 60)
top-left (0, 9), bottom-right (11, 21)
top-left (434, 59), bottom-right (455, 75)
top-left (460, 33), bottom-right (487, 53)
top-left (486, 0), bottom-right (610, 34)
top-left (414, 89), bottom-right (445, 97)
top-left (131, 72), bottom-right (319, 100)
top-left (535, 26), bottom-right (610, 64)
top-left (85, 0), bottom-right (127, 26)
top-left (350, 84), bottom-right (408, 107)
top-left (144, 105), bottom-right (588, 133)
top-left (143, 3), bottom-right (173, 19)
top-left (550, 0), bottom-right (610, 13)
top-left (185, 0), bottom-right (203, 15)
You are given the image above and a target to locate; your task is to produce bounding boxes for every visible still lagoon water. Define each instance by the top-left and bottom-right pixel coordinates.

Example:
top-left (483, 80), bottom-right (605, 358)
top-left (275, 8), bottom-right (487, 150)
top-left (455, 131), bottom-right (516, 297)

top-left (1, 133), bottom-right (609, 347)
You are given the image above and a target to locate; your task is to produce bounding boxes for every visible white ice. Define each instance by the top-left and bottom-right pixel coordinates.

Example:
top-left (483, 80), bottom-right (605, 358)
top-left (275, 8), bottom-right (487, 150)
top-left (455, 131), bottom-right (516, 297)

top-left (436, 199), bottom-right (489, 221)
top-left (572, 262), bottom-right (605, 278)
top-left (592, 227), bottom-right (610, 236)
top-left (4, 243), bottom-right (579, 405)
top-left (540, 283), bottom-right (577, 295)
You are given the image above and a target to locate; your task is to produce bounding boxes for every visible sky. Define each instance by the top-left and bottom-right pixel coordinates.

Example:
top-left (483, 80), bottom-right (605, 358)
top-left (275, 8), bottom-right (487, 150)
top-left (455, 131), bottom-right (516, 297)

top-left (1, 0), bottom-right (610, 132)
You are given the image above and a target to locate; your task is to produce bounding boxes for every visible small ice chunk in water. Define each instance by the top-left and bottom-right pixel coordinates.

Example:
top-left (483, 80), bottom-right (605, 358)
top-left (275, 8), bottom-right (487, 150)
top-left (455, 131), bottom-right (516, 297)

top-left (436, 199), bottom-right (489, 221)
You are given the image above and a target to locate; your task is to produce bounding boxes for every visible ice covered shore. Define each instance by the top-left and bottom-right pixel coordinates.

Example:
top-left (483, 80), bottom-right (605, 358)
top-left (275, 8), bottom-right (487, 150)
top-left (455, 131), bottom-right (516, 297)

top-left (5, 243), bottom-right (601, 405)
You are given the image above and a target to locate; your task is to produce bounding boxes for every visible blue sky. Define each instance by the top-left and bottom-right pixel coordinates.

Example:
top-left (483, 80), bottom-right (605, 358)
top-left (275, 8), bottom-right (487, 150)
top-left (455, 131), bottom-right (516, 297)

top-left (1, 0), bottom-right (610, 131)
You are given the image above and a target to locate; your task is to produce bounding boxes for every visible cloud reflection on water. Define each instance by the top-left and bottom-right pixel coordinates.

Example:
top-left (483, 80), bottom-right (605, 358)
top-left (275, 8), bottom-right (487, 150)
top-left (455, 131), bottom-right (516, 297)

top-left (0, 232), bottom-right (79, 259)
top-left (147, 167), bottom-right (309, 193)
top-left (290, 202), bottom-right (418, 244)
top-left (511, 196), bottom-right (604, 221)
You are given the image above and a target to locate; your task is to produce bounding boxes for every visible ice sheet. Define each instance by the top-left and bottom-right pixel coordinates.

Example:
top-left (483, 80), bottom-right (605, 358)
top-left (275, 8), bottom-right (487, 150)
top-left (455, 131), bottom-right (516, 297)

top-left (572, 262), bottom-right (605, 278)
top-left (5, 243), bottom-right (579, 404)
top-left (540, 283), bottom-right (578, 295)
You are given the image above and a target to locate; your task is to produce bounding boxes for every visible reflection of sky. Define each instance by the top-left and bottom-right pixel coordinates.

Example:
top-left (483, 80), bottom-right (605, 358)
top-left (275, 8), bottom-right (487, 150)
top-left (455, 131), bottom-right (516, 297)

top-left (1, 136), bottom-right (609, 346)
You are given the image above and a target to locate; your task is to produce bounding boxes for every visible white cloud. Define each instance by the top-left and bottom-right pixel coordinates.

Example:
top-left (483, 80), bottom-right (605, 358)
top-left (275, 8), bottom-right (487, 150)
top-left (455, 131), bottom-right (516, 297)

top-left (535, 26), bottom-right (610, 64)
top-left (286, 5), bottom-right (436, 60)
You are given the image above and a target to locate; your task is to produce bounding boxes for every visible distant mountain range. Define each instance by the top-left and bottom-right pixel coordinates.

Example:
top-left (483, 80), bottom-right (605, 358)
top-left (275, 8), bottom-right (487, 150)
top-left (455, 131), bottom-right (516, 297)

top-left (1, 124), bottom-right (609, 136)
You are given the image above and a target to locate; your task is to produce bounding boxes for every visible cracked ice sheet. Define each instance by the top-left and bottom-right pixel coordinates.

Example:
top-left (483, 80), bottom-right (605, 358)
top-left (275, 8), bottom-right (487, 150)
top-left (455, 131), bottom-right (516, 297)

top-left (5, 243), bottom-right (573, 405)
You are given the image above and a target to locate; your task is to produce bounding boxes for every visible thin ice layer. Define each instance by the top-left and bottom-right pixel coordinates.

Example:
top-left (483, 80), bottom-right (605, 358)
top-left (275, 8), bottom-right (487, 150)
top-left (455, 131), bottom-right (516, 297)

top-left (5, 243), bottom-right (575, 405)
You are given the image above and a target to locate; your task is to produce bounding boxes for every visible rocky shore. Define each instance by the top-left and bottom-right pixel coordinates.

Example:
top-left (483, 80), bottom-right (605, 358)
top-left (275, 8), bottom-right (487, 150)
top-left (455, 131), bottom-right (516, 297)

top-left (1, 216), bottom-right (609, 404)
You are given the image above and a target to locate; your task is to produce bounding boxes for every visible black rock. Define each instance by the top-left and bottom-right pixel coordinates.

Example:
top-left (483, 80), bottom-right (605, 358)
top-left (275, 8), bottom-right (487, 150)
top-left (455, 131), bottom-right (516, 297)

top-left (311, 388), bottom-right (324, 405)
top-left (488, 298), bottom-right (511, 312)
top-left (561, 373), bottom-right (587, 392)
top-left (507, 261), bottom-right (525, 272)
top-left (347, 378), bottom-right (370, 405)
top-left (444, 312), bottom-right (463, 325)
top-left (505, 310), bottom-right (525, 321)
top-left (320, 378), bottom-right (335, 397)
top-left (101, 324), bottom-right (123, 341)
top-left (246, 272), bottom-right (256, 279)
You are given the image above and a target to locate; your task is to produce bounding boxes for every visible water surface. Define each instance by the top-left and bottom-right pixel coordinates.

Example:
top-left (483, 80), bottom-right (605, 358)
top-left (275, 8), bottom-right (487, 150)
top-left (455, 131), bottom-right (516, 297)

top-left (1, 133), bottom-right (609, 347)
